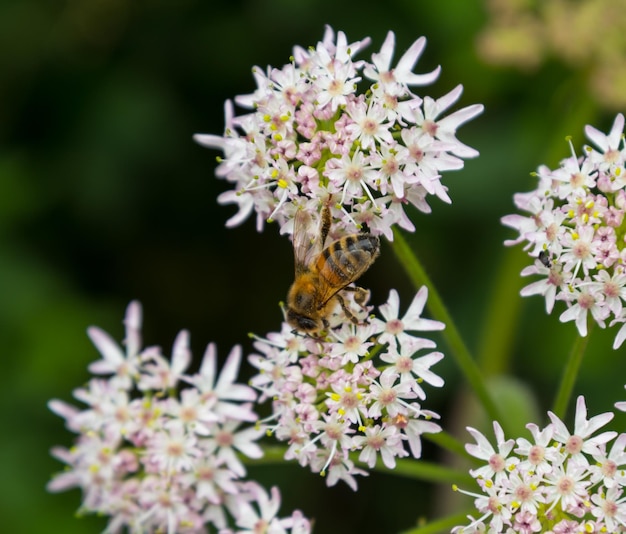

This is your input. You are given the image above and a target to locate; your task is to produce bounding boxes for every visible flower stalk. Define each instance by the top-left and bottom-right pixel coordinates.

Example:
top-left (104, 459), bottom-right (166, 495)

top-left (391, 228), bottom-right (506, 430)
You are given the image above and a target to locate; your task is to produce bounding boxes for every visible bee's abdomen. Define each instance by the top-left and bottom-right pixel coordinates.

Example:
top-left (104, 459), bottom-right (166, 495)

top-left (319, 234), bottom-right (380, 283)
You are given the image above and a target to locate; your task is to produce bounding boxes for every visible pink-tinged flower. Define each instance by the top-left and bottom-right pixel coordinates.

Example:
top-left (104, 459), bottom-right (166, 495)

top-left (363, 32), bottom-right (441, 96)
top-left (138, 329), bottom-right (191, 391)
top-left (379, 341), bottom-right (444, 399)
top-left (367, 371), bottom-right (417, 419)
top-left (588, 433), bottom-right (626, 488)
top-left (372, 287), bottom-right (445, 351)
top-left (589, 485), bottom-right (626, 531)
top-left (514, 422), bottom-right (561, 476)
top-left (402, 84), bottom-right (484, 159)
top-left (543, 460), bottom-right (590, 513)
top-left (48, 301), bottom-right (309, 533)
top-left (503, 113), bottom-right (626, 348)
top-left (452, 482), bottom-right (512, 533)
top-left (87, 300), bottom-right (143, 389)
top-left (183, 343), bottom-right (257, 422)
top-left (196, 26), bottom-right (482, 240)
top-left (547, 395), bottom-right (617, 465)
top-left (229, 483), bottom-right (311, 534)
top-left (145, 420), bottom-right (201, 474)
top-left (465, 421), bottom-right (518, 485)
top-left (513, 510), bottom-right (542, 533)
top-left (557, 285), bottom-right (608, 337)
top-left (204, 420), bottom-right (265, 478)
top-left (352, 424), bottom-right (407, 469)
top-left (505, 471), bottom-right (545, 517)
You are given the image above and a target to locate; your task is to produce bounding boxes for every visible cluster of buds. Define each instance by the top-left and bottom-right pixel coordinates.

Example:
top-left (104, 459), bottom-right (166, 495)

top-left (453, 396), bottom-right (626, 533)
top-left (195, 26), bottom-right (482, 240)
top-left (249, 287), bottom-right (445, 489)
top-left (502, 113), bottom-right (626, 348)
top-left (48, 302), bottom-right (311, 534)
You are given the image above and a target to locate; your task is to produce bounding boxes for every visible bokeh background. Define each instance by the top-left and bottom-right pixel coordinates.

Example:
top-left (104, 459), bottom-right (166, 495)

top-left (4, 0), bottom-right (626, 532)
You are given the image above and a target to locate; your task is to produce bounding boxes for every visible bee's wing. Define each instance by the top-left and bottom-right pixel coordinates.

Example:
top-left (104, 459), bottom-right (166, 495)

top-left (292, 208), bottom-right (323, 276)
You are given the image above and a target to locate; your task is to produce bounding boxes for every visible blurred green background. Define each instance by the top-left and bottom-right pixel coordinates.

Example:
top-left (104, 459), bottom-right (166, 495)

top-left (3, 0), bottom-right (626, 532)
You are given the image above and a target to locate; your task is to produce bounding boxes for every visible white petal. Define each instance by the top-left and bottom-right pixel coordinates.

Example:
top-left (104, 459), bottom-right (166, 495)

top-left (216, 345), bottom-right (242, 391)
top-left (171, 330), bottom-right (191, 375)
top-left (87, 326), bottom-right (124, 365)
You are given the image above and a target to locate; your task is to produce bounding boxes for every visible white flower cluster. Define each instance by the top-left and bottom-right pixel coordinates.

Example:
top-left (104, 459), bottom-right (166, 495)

top-left (453, 396), bottom-right (626, 533)
top-left (48, 301), bottom-right (311, 534)
top-left (249, 287), bottom-right (445, 489)
top-left (503, 113), bottom-right (626, 348)
top-left (195, 26), bottom-right (482, 240)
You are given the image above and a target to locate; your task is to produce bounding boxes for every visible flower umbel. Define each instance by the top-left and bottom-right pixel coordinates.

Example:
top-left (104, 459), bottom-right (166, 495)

top-left (502, 113), bottom-right (626, 348)
top-left (249, 287), bottom-right (445, 490)
top-left (195, 26), bottom-right (483, 239)
top-left (48, 301), bottom-right (311, 534)
top-left (453, 396), bottom-right (625, 533)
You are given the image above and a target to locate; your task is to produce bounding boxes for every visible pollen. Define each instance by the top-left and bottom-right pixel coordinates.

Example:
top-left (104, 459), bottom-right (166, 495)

top-left (277, 178), bottom-right (288, 189)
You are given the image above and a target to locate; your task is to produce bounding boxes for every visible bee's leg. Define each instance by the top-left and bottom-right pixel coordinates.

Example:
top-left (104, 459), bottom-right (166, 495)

top-left (336, 292), bottom-right (360, 324)
top-left (320, 201), bottom-right (331, 245)
top-left (342, 286), bottom-right (371, 308)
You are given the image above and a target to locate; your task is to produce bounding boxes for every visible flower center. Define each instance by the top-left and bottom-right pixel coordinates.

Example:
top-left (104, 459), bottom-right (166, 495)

top-left (557, 475), bottom-right (574, 495)
top-left (396, 355), bottom-right (413, 374)
top-left (488, 453), bottom-right (506, 473)
top-left (367, 433), bottom-right (385, 451)
top-left (379, 388), bottom-right (397, 406)
top-left (386, 318), bottom-right (404, 335)
top-left (528, 444), bottom-right (545, 466)
top-left (216, 430), bottom-right (233, 448)
top-left (422, 119), bottom-right (438, 137)
top-left (603, 459), bottom-right (618, 478)
top-left (577, 293), bottom-right (595, 310)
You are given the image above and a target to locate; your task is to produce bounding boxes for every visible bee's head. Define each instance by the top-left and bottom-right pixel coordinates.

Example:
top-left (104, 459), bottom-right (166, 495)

top-left (286, 308), bottom-right (319, 333)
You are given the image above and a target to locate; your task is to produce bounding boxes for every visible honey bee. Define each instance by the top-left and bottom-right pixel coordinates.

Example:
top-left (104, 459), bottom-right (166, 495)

top-left (285, 204), bottom-right (380, 334)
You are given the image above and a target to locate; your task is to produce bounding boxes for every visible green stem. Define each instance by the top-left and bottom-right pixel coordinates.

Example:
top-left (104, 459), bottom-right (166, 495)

top-left (551, 325), bottom-right (593, 419)
top-left (424, 430), bottom-right (474, 463)
top-left (477, 247), bottom-right (527, 375)
top-left (398, 510), bottom-right (476, 534)
top-left (249, 445), bottom-right (474, 486)
top-left (369, 456), bottom-right (474, 486)
top-left (391, 229), bottom-right (506, 429)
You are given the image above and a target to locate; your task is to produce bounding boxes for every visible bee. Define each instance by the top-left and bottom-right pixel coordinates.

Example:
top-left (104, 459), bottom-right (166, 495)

top-left (285, 204), bottom-right (380, 334)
